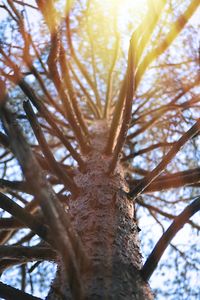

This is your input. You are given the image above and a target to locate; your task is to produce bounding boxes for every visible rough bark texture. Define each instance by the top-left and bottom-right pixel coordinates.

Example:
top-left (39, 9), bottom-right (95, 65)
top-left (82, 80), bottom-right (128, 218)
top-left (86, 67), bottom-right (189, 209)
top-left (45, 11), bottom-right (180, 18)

top-left (47, 121), bottom-right (153, 299)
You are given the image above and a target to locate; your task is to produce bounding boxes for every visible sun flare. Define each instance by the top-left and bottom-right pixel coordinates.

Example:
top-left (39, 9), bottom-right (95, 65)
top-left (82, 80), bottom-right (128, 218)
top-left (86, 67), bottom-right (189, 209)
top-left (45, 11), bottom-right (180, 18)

top-left (98, 0), bottom-right (148, 32)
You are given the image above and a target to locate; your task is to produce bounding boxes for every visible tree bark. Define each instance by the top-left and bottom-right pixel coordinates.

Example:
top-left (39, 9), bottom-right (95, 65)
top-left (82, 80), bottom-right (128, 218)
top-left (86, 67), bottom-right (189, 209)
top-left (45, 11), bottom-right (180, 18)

top-left (47, 121), bottom-right (153, 300)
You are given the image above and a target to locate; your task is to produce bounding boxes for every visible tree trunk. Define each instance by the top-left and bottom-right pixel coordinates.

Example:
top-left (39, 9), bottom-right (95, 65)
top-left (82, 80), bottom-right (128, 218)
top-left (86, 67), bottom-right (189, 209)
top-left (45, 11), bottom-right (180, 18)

top-left (47, 121), bottom-right (153, 300)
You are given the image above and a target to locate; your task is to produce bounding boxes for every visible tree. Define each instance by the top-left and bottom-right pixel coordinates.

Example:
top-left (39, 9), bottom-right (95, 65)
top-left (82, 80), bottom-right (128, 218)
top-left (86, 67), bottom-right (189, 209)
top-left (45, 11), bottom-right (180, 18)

top-left (0, 0), bottom-right (199, 299)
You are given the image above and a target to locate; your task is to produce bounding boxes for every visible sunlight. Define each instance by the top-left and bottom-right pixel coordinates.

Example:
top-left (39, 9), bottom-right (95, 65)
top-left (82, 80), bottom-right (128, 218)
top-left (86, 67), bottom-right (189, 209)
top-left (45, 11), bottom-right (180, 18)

top-left (98, 0), bottom-right (148, 32)
top-left (89, 0), bottom-right (149, 54)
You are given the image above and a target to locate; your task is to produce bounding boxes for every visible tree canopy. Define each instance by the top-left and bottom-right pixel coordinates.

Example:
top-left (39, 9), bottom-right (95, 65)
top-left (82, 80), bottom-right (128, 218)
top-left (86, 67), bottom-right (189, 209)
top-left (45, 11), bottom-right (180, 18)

top-left (0, 0), bottom-right (199, 299)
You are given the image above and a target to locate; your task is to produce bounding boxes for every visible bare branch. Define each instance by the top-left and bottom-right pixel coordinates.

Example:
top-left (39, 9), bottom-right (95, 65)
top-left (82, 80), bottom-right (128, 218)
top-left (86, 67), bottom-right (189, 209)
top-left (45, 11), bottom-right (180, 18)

top-left (0, 86), bottom-right (86, 298)
top-left (104, 20), bottom-right (120, 118)
top-left (0, 218), bottom-right (26, 230)
top-left (47, 30), bottom-right (90, 153)
top-left (143, 168), bottom-right (200, 192)
top-left (0, 245), bottom-right (56, 261)
top-left (59, 45), bottom-right (89, 137)
top-left (136, 0), bottom-right (199, 87)
top-left (123, 142), bottom-right (174, 161)
top-left (134, 0), bottom-right (166, 68)
top-left (0, 48), bottom-right (85, 167)
top-left (0, 281), bottom-right (42, 300)
top-left (65, 3), bottom-right (102, 113)
top-left (104, 78), bottom-right (127, 154)
top-left (0, 179), bottom-right (32, 194)
top-left (69, 61), bottom-right (100, 118)
top-left (129, 118), bottom-right (200, 198)
top-left (23, 100), bottom-right (78, 195)
top-left (141, 196), bottom-right (200, 281)
top-left (108, 36), bottom-right (135, 173)
top-left (0, 193), bottom-right (50, 244)
top-left (136, 197), bottom-right (200, 230)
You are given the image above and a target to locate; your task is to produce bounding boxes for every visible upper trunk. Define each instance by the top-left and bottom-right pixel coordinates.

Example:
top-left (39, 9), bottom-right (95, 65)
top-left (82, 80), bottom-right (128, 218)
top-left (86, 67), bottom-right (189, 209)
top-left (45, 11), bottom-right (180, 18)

top-left (47, 121), bottom-right (153, 300)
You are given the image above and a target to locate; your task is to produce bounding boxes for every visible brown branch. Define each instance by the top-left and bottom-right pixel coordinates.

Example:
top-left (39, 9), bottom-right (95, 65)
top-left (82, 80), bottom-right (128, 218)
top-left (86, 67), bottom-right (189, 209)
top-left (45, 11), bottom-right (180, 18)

top-left (59, 44), bottom-right (89, 137)
top-left (65, 5), bottom-right (102, 113)
top-left (0, 198), bottom-right (39, 245)
top-left (123, 142), bottom-right (174, 161)
top-left (0, 281), bottom-right (42, 300)
top-left (13, 0), bottom-right (38, 9)
top-left (135, 0), bottom-right (199, 87)
top-left (0, 132), bottom-right (10, 148)
top-left (19, 78), bottom-right (85, 167)
top-left (14, 232), bottom-right (35, 246)
top-left (0, 97), bottom-right (86, 299)
top-left (134, 0), bottom-right (166, 68)
top-left (105, 1), bottom-right (167, 142)
top-left (128, 118), bottom-right (200, 198)
top-left (0, 245), bottom-right (56, 261)
top-left (143, 168), bottom-right (200, 192)
top-left (47, 31), bottom-right (90, 153)
top-left (23, 100), bottom-right (78, 195)
top-left (37, 0), bottom-right (91, 148)
top-left (7, 0), bottom-right (21, 20)
top-left (0, 179), bottom-right (32, 194)
top-left (104, 78), bottom-right (127, 154)
top-left (0, 258), bottom-right (25, 274)
top-left (0, 193), bottom-right (50, 244)
top-left (141, 196), bottom-right (200, 281)
top-left (136, 197), bottom-right (200, 230)
top-left (108, 36), bottom-right (135, 173)
top-left (103, 19), bottom-right (120, 118)
top-left (0, 47), bottom-right (85, 167)
top-left (69, 60), bottom-right (100, 118)
top-left (0, 218), bottom-right (25, 230)
top-left (26, 62), bottom-right (64, 116)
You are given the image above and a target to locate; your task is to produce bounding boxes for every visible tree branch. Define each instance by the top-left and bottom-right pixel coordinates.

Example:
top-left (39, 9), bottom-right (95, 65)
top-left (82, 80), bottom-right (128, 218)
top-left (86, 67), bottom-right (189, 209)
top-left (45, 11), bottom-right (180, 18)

top-left (65, 3), bottom-right (102, 113)
top-left (0, 281), bottom-right (41, 300)
top-left (0, 218), bottom-right (25, 230)
top-left (0, 179), bottom-right (32, 194)
top-left (136, 0), bottom-right (199, 87)
top-left (141, 196), bottom-right (200, 281)
top-left (0, 245), bottom-right (56, 261)
top-left (123, 142), bottom-right (174, 161)
top-left (0, 193), bottom-right (50, 244)
top-left (59, 44), bottom-right (89, 137)
top-left (108, 36), bottom-right (135, 173)
top-left (136, 197), bottom-right (200, 230)
top-left (47, 30), bottom-right (89, 153)
top-left (104, 18), bottom-right (120, 118)
top-left (128, 168), bottom-right (200, 193)
top-left (143, 168), bottom-right (200, 192)
top-left (0, 89), bottom-right (86, 299)
top-left (128, 118), bottom-right (200, 198)
top-left (23, 100), bottom-right (78, 195)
